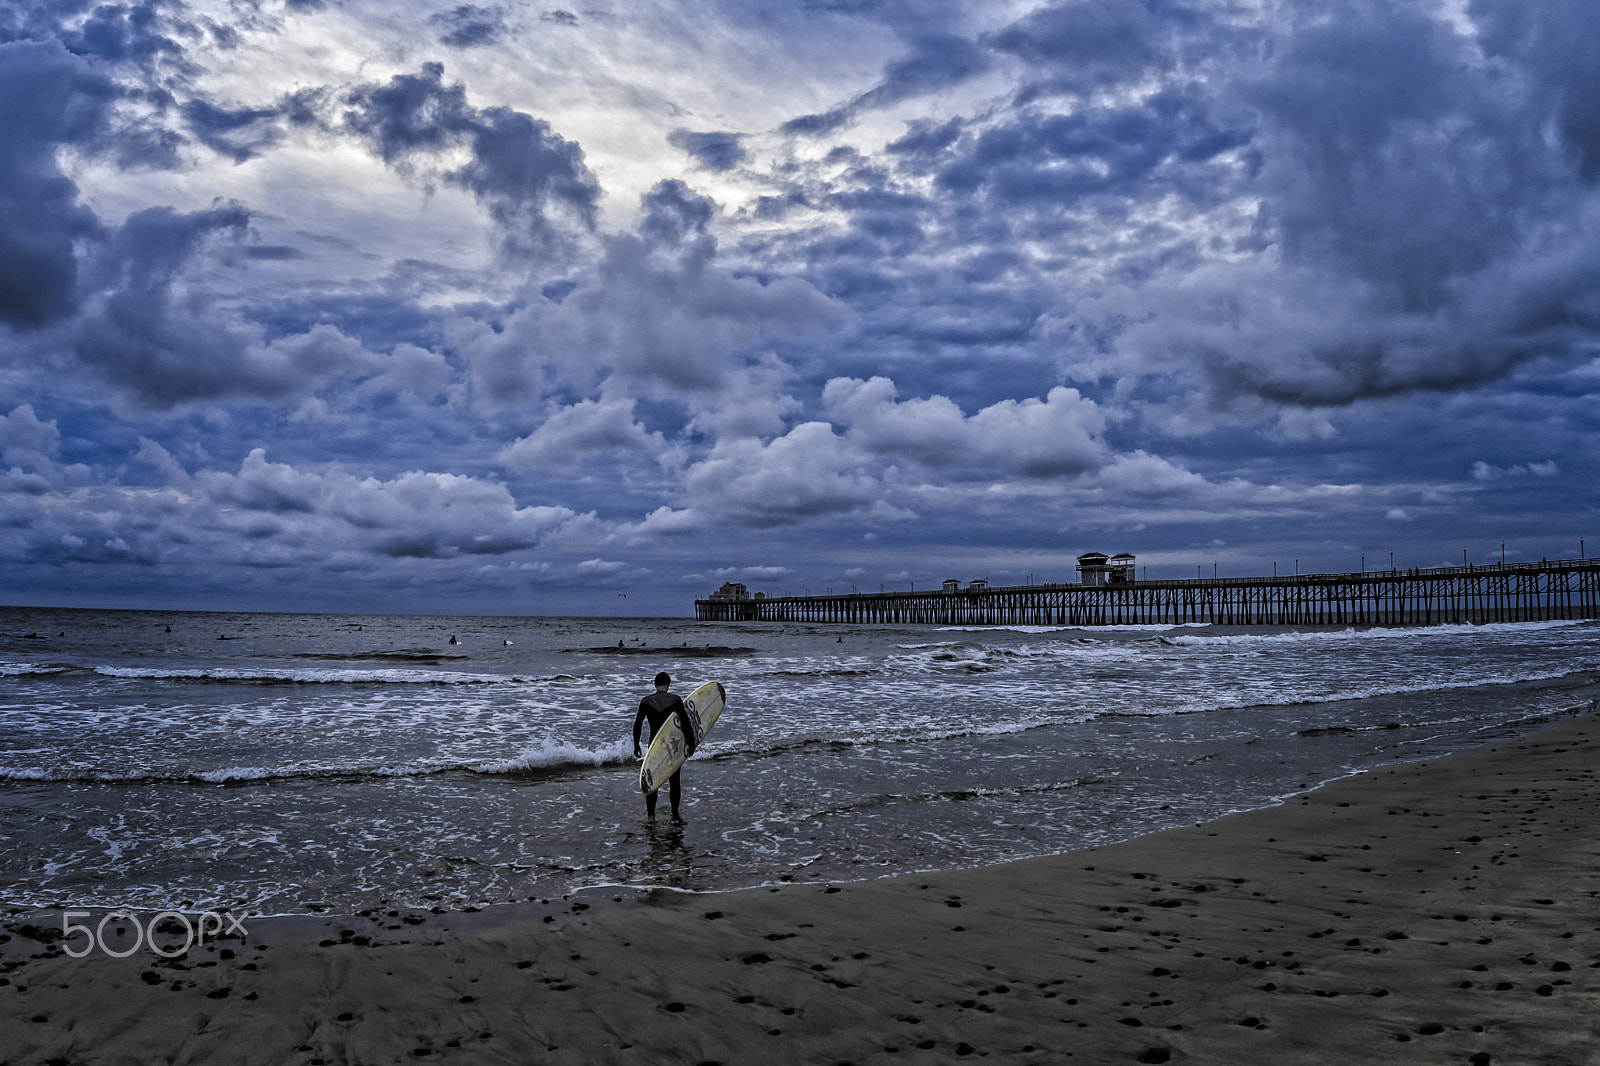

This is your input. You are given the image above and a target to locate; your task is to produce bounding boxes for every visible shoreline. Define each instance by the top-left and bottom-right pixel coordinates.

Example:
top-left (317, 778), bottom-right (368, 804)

top-left (5, 714), bottom-right (1598, 1065)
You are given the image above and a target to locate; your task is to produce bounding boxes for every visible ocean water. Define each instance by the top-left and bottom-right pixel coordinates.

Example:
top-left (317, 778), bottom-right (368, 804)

top-left (1, 607), bottom-right (1597, 916)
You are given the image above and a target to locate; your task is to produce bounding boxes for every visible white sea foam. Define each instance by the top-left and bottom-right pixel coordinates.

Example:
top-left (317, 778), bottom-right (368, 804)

top-left (473, 738), bottom-right (634, 774)
top-left (0, 662), bottom-right (68, 677)
top-left (197, 765), bottom-right (307, 783)
top-left (70, 650), bottom-right (1557, 786)
top-left (2, 741), bottom-right (642, 785)
top-left (92, 664), bottom-right (543, 685)
top-left (1138, 666), bottom-right (1587, 719)
top-left (1161, 618), bottom-right (1592, 647)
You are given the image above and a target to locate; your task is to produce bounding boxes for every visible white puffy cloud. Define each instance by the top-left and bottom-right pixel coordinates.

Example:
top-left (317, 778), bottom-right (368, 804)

top-left (823, 376), bottom-right (1108, 476)
top-left (362, 343), bottom-right (455, 398)
top-left (1083, 451), bottom-right (1210, 499)
top-left (1471, 459), bottom-right (1559, 481)
top-left (181, 449), bottom-right (590, 562)
top-left (0, 405), bottom-right (90, 493)
top-left (611, 378), bottom-right (1194, 536)
top-left (709, 565), bottom-right (791, 580)
top-left (0, 405), bottom-right (60, 467)
top-left (686, 353), bottom-right (802, 441)
top-left (500, 395), bottom-right (670, 468)
top-left (679, 421), bottom-right (888, 528)
top-left (574, 557), bottom-right (648, 580)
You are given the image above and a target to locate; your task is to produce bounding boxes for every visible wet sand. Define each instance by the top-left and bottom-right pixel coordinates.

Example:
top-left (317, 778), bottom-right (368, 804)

top-left (4, 714), bottom-right (1597, 1065)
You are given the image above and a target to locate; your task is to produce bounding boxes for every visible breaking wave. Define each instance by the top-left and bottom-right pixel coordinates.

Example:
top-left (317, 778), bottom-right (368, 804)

top-left (1160, 619), bottom-right (1592, 647)
top-left (90, 665), bottom-right (565, 685)
top-left (0, 739), bottom-right (637, 786)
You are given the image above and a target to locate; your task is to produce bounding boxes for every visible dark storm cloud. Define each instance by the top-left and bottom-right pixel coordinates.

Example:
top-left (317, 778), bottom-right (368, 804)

top-left (429, 4), bottom-right (508, 48)
top-left (930, 90), bottom-right (1249, 210)
top-left (1246, 3), bottom-right (1529, 310)
top-left (638, 179), bottom-right (715, 246)
top-left (1473, 0), bottom-right (1600, 181)
top-left (342, 63), bottom-right (475, 161)
top-left (68, 204), bottom-right (379, 407)
top-left (0, 40), bottom-right (112, 330)
top-left (989, 0), bottom-right (1160, 70)
top-left (456, 108), bottom-right (600, 253)
top-left (762, 51), bottom-right (1252, 408)
top-left (868, 30), bottom-right (988, 101)
top-left (241, 245), bottom-right (304, 261)
top-left (0, 8), bottom-right (249, 340)
top-left (1, 3), bottom-right (195, 171)
top-left (988, 0), bottom-right (1225, 99)
top-left (1091, 0), bottom-right (1600, 412)
top-left (668, 128), bottom-right (748, 172)
top-left (0, 1), bottom-right (185, 70)
top-left (78, 202), bottom-right (251, 387)
top-left (468, 179), bottom-right (843, 410)
top-left (817, 0), bottom-right (1600, 421)
top-left (791, 0), bottom-right (975, 30)
top-left (802, 173), bottom-right (932, 283)
top-left (737, 146), bottom-right (1062, 407)
top-left (59, 1), bottom-right (185, 68)
top-left (343, 62), bottom-right (600, 256)
top-left (885, 116), bottom-right (961, 160)
top-left (782, 32), bottom-right (988, 136)
top-left (182, 98), bottom-right (282, 162)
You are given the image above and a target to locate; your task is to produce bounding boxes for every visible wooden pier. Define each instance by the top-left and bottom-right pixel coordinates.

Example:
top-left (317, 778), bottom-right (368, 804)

top-left (696, 559), bottom-right (1600, 627)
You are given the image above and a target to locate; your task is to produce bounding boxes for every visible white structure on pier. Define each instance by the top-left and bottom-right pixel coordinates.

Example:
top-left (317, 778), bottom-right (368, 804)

top-left (1078, 551), bottom-right (1136, 586)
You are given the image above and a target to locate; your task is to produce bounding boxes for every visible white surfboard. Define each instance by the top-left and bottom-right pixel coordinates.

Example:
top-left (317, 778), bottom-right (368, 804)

top-left (639, 680), bottom-right (725, 794)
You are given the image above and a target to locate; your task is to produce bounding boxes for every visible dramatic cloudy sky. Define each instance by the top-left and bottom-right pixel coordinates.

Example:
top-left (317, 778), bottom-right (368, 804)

top-left (2, 0), bottom-right (1597, 615)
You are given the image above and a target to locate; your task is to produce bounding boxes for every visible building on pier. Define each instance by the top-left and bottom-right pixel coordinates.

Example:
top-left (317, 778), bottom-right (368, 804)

top-left (695, 558), bottom-right (1600, 627)
top-left (1076, 551), bottom-right (1110, 585)
top-left (1110, 553), bottom-right (1136, 583)
top-left (1076, 551), bottom-right (1136, 586)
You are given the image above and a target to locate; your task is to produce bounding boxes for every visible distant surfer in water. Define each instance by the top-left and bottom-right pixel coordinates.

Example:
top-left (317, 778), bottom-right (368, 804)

top-left (633, 671), bottom-right (693, 824)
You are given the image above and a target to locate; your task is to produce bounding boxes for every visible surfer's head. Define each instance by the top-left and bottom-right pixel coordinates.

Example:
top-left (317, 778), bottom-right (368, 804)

top-left (654, 671), bottom-right (671, 688)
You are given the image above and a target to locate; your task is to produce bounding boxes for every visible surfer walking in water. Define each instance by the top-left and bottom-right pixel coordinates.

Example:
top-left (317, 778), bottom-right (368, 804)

top-left (633, 671), bottom-right (693, 824)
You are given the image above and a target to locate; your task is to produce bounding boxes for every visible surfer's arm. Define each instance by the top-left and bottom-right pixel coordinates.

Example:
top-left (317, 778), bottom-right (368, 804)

top-left (632, 701), bottom-right (648, 757)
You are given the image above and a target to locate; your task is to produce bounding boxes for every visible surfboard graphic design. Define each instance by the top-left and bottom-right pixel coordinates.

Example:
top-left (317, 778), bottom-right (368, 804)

top-left (639, 680), bottom-right (725, 794)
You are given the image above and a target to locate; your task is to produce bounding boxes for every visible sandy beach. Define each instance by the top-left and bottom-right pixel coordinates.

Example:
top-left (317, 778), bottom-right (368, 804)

top-left (4, 713), bottom-right (1597, 1066)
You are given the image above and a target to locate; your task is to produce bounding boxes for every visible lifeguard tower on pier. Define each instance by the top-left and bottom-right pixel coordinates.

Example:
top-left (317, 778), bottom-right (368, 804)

top-left (1078, 551), bottom-right (1136, 586)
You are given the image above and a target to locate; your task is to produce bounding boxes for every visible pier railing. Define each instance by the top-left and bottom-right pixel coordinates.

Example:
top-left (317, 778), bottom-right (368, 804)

top-left (695, 558), bottom-right (1600, 626)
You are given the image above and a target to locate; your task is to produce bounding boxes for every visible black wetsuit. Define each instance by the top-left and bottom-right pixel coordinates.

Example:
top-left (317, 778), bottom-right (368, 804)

top-left (633, 690), bottom-right (692, 816)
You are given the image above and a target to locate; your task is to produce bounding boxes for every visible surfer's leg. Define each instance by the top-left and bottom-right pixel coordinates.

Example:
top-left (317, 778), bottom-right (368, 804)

top-left (645, 788), bottom-right (658, 821)
top-left (667, 771), bottom-right (682, 821)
